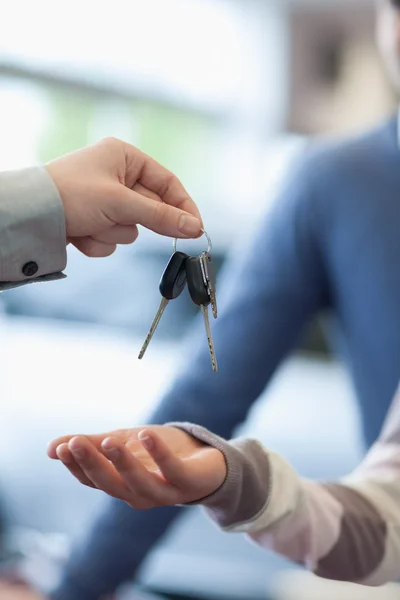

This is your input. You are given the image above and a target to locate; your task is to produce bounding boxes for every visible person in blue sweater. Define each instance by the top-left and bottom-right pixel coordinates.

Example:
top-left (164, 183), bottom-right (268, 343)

top-left (17, 1), bottom-right (400, 599)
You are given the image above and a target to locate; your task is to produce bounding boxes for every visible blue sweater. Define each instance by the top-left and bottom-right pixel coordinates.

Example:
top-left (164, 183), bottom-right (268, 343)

top-left (51, 117), bottom-right (400, 600)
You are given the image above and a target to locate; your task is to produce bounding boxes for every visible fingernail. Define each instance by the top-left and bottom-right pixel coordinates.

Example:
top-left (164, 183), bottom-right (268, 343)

top-left (56, 443), bottom-right (68, 456)
top-left (103, 446), bottom-right (120, 461)
top-left (139, 433), bottom-right (154, 451)
top-left (70, 447), bottom-right (85, 460)
top-left (179, 215), bottom-right (201, 236)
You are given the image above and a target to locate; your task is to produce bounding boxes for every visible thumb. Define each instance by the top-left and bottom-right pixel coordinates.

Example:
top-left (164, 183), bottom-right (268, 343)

top-left (111, 187), bottom-right (202, 238)
top-left (138, 430), bottom-right (191, 488)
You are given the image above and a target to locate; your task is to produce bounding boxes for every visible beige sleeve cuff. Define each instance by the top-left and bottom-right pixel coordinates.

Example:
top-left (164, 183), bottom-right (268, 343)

top-left (0, 166), bottom-right (67, 290)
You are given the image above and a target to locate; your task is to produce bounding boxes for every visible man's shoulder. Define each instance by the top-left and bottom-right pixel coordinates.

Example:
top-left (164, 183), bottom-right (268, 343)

top-left (298, 117), bottom-right (397, 182)
top-left (273, 116), bottom-right (398, 221)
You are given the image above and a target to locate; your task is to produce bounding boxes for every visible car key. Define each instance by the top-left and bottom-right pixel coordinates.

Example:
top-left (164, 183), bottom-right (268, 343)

top-left (200, 251), bottom-right (217, 319)
top-left (186, 256), bottom-right (218, 372)
top-left (138, 251), bottom-right (188, 359)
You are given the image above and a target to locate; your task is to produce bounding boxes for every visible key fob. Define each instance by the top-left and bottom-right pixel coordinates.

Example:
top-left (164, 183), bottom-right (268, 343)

top-left (159, 251), bottom-right (188, 300)
top-left (186, 257), bottom-right (209, 306)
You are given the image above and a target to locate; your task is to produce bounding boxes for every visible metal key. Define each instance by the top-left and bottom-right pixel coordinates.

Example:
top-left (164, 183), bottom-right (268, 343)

top-left (186, 256), bottom-right (218, 372)
top-left (200, 251), bottom-right (217, 319)
top-left (138, 251), bottom-right (188, 359)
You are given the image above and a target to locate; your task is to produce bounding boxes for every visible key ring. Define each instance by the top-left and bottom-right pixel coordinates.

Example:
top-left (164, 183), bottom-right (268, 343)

top-left (173, 229), bottom-right (212, 254)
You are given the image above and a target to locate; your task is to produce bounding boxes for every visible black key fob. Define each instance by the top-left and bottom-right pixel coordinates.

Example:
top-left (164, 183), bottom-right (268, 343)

top-left (186, 256), bottom-right (209, 306)
top-left (159, 251), bottom-right (188, 300)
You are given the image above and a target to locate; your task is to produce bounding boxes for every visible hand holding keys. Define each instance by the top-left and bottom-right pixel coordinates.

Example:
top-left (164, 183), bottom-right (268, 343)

top-left (138, 230), bottom-right (218, 372)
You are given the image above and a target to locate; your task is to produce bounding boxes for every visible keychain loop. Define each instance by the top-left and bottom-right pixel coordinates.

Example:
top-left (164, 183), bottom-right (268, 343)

top-left (173, 229), bottom-right (212, 254)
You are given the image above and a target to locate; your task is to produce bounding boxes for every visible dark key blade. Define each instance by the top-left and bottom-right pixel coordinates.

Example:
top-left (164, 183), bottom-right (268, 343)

top-left (159, 251), bottom-right (188, 300)
top-left (186, 256), bottom-right (209, 306)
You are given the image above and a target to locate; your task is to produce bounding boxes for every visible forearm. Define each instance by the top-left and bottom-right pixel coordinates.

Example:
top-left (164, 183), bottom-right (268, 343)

top-left (0, 167), bottom-right (67, 290)
top-left (173, 422), bottom-right (400, 586)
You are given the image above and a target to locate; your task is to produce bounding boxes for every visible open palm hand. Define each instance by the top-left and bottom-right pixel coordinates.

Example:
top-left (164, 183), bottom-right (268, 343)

top-left (48, 426), bottom-right (226, 508)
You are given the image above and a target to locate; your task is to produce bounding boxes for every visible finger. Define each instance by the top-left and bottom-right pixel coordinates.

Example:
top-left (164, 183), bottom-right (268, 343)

top-left (47, 430), bottom-right (132, 459)
top-left (138, 429), bottom-right (189, 487)
top-left (48, 436), bottom-right (78, 459)
top-left (68, 436), bottom-right (128, 498)
top-left (48, 435), bottom-right (104, 459)
top-left (101, 437), bottom-right (177, 505)
top-left (132, 182), bottom-right (201, 237)
top-left (70, 237), bottom-right (117, 257)
top-left (91, 224), bottom-right (139, 245)
top-left (121, 143), bottom-right (202, 224)
top-left (132, 182), bottom-right (162, 203)
top-left (56, 443), bottom-right (97, 488)
top-left (110, 188), bottom-right (201, 239)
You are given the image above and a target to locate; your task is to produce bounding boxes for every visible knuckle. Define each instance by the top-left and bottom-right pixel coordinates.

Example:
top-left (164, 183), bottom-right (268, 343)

top-left (99, 136), bottom-right (120, 149)
top-left (75, 239), bottom-right (95, 257)
top-left (154, 450), bottom-right (168, 464)
top-left (152, 201), bottom-right (170, 229)
top-left (95, 138), bottom-right (125, 168)
top-left (80, 478), bottom-right (95, 488)
top-left (124, 227), bottom-right (139, 244)
top-left (160, 171), bottom-right (177, 197)
top-left (106, 244), bottom-right (117, 256)
top-left (127, 499), bottom-right (152, 510)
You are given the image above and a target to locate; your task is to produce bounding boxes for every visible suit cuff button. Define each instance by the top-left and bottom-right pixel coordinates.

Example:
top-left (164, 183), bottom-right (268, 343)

top-left (22, 261), bottom-right (39, 277)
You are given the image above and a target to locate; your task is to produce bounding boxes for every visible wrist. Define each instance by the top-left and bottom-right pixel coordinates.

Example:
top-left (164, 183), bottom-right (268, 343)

top-left (44, 164), bottom-right (67, 218)
top-left (166, 422), bottom-right (271, 528)
top-left (165, 425), bottom-right (226, 502)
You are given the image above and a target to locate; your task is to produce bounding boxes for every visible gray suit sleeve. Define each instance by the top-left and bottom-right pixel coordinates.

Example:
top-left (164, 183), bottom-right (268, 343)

top-left (0, 166), bottom-right (67, 290)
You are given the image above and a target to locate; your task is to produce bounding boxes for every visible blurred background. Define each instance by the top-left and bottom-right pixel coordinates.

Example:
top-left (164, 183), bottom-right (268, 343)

top-left (0, 0), bottom-right (397, 599)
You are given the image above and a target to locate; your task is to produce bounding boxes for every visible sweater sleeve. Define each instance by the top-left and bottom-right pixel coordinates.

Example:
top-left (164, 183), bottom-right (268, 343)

top-left (170, 386), bottom-right (400, 586)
